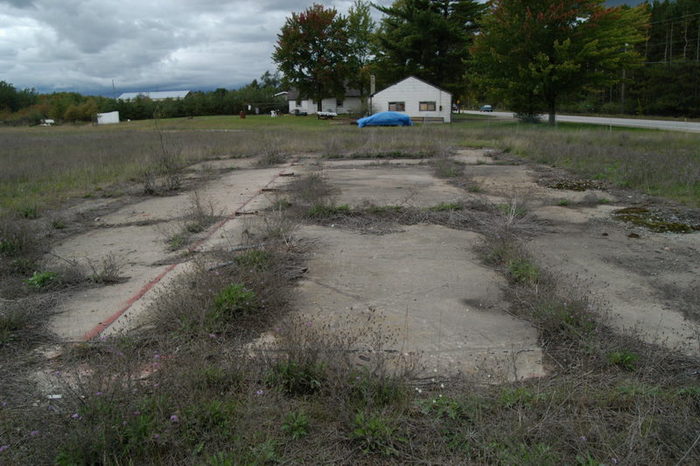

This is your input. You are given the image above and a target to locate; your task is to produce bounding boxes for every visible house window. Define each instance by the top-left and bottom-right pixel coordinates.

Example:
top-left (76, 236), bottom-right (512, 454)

top-left (388, 102), bottom-right (405, 111)
top-left (296, 101), bottom-right (301, 107)
top-left (336, 99), bottom-right (344, 107)
top-left (419, 101), bottom-right (436, 111)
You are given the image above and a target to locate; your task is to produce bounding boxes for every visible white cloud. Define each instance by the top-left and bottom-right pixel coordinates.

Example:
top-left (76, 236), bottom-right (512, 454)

top-left (0, 0), bottom-right (394, 94)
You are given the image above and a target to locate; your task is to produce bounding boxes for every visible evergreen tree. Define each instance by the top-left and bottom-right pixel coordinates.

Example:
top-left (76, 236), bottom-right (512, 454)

top-left (373, 0), bottom-right (484, 96)
top-left (472, 0), bottom-right (649, 124)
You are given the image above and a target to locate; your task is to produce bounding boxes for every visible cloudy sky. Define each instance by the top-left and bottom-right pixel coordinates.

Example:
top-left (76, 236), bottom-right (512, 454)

top-left (1, 0), bottom-right (643, 96)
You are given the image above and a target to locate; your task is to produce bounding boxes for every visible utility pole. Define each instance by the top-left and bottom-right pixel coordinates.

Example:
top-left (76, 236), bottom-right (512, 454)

top-left (621, 44), bottom-right (627, 113)
top-left (369, 74), bottom-right (375, 115)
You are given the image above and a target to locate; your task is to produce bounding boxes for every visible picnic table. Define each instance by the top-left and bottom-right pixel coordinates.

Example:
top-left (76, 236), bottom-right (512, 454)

top-left (317, 111), bottom-right (338, 120)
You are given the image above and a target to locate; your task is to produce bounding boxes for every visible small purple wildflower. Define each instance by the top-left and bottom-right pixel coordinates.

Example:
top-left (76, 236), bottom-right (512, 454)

top-left (30, 431), bottom-right (39, 437)
top-left (95, 391), bottom-right (103, 396)
top-left (169, 414), bottom-right (179, 423)
top-left (71, 413), bottom-right (81, 420)
top-left (133, 410), bottom-right (141, 416)
top-left (579, 436), bottom-right (587, 442)
top-left (153, 354), bottom-right (161, 360)
top-left (152, 433), bottom-right (160, 440)
top-left (256, 389), bottom-right (264, 396)
top-left (1, 401), bottom-right (6, 407)
top-left (208, 333), bottom-right (216, 339)
top-left (611, 459), bottom-right (619, 465)
top-left (0, 445), bottom-right (9, 453)
top-left (305, 321), bottom-right (313, 327)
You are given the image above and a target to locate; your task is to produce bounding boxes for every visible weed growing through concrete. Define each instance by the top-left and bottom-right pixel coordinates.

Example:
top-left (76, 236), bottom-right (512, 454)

top-left (86, 253), bottom-right (124, 284)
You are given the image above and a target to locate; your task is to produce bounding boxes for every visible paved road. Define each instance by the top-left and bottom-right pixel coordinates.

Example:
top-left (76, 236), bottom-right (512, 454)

top-left (462, 110), bottom-right (700, 133)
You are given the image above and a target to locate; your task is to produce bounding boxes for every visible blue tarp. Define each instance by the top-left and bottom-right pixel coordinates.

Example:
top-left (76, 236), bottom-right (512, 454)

top-left (357, 111), bottom-right (413, 128)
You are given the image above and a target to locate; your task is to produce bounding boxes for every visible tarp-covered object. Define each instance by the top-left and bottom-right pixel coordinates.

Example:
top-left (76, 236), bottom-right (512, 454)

top-left (357, 111), bottom-right (413, 128)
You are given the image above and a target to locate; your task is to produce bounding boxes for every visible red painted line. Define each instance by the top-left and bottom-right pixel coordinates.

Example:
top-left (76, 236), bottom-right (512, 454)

top-left (81, 170), bottom-right (287, 341)
top-left (82, 263), bottom-right (178, 341)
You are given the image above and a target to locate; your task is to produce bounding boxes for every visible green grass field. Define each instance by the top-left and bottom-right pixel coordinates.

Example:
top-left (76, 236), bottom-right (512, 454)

top-left (1, 114), bottom-right (698, 216)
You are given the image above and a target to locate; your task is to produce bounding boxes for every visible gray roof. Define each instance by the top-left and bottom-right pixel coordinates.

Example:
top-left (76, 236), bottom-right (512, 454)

top-left (117, 90), bottom-right (191, 100)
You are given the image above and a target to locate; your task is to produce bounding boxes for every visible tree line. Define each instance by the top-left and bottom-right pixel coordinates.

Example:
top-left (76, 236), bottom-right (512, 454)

top-left (0, 73), bottom-right (285, 126)
top-left (275, 0), bottom-right (700, 121)
top-left (3, 1), bottom-right (700, 125)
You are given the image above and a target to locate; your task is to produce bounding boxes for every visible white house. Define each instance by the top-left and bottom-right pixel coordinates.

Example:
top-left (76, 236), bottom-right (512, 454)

top-left (96, 111), bottom-right (120, 125)
top-left (287, 88), bottom-right (363, 115)
top-left (371, 76), bottom-right (452, 123)
top-left (117, 90), bottom-right (191, 101)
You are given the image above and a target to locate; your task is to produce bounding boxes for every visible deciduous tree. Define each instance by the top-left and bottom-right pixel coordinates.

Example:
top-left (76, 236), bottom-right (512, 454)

top-left (273, 4), bottom-right (352, 112)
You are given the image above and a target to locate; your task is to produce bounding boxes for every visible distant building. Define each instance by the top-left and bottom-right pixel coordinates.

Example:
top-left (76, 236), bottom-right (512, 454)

top-left (117, 90), bottom-right (191, 101)
top-left (371, 76), bottom-right (452, 123)
top-left (97, 111), bottom-right (120, 125)
top-left (287, 88), bottom-right (363, 115)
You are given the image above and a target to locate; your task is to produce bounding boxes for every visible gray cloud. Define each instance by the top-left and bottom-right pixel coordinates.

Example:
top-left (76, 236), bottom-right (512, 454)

top-left (0, 0), bottom-right (388, 94)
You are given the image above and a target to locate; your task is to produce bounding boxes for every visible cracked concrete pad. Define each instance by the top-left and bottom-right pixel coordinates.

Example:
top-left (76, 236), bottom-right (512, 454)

top-left (528, 225), bottom-right (700, 355)
top-left (452, 148), bottom-right (497, 165)
top-left (48, 167), bottom-right (291, 341)
top-left (532, 205), bottom-right (620, 224)
top-left (49, 224), bottom-right (179, 340)
top-left (321, 158), bottom-right (429, 168)
top-left (324, 166), bottom-right (465, 208)
top-left (295, 224), bottom-right (545, 381)
top-left (99, 167), bottom-right (283, 225)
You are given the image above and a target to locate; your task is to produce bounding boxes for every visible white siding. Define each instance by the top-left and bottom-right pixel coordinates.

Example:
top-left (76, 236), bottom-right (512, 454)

top-left (371, 77), bottom-right (452, 123)
top-left (288, 96), bottom-right (363, 114)
top-left (97, 111), bottom-right (120, 125)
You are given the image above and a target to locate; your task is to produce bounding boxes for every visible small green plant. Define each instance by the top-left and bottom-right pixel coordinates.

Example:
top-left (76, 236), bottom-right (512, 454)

top-left (196, 365), bottom-right (242, 391)
top-left (498, 387), bottom-right (542, 408)
top-left (494, 441), bottom-right (557, 465)
top-left (307, 203), bottom-right (351, 218)
top-left (466, 183), bottom-right (483, 193)
top-left (350, 371), bottom-right (406, 408)
top-left (26, 270), bottom-right (58, 288)
top-left (507, 258), bottom-right (540, 284)
top-left (18, 205), bottom-right (39, 219)
top-left (266, 360), bottom-right (326, 396)
top-left (557, 199), bottom-right (570, 206)
top-left (246, 440), bottom-right (279, 464)
top-left (235, 250), bottom-right (271, 270)
top-left (351, 411), bottom-right (400, 456)
top-left (205, 452), bottom-right (235, 466)
top-left (418, 396), bottom-right (465, 420)
top-left (185, 221), bottom-right (205, 233)
top-left (607, 350), bottom-right (639, 371)
top-left (498, 203), bottom-right (528, 217)
top-left (282, 410), bottom-right (310, 439)
top-left (0, 308), bottom-right (28, 345)
top-left (51, 219), bottom-right (66, 229)
top-left (429, 202), bottom-right (462, 212)
top-left (167, 232), bottom-right (187, 251)
top-left (212, 284), bottom-right (257, 320)
top-left (433, 158), bottom-right (464, 178)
